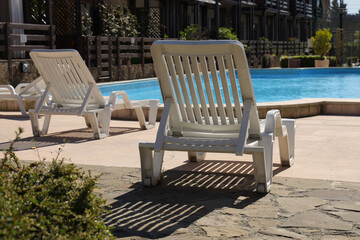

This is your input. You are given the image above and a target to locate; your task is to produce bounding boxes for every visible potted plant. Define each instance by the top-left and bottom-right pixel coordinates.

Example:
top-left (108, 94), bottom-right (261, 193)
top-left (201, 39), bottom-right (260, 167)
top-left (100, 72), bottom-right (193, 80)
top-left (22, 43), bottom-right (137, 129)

top-left (311, 29), bottom-right (333, 68)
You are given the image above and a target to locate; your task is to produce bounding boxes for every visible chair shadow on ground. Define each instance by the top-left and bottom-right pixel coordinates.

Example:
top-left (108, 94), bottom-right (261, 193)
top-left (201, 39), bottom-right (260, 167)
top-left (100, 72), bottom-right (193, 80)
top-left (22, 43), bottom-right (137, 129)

top-left (0, 127), bottom-right (141, 151)
top-left (0, 113), bottom-right (29, 121)
top-left (105, 160), bottom-right (288, 239)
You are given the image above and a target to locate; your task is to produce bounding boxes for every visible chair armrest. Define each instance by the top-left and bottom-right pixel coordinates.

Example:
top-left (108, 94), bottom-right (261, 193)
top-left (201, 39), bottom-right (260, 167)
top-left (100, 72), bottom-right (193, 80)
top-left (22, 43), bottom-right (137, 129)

top-left (108, 91), bottom-right (132, 108)
top-left (0, 85), bottom-right (17, 95)
top-left (264, 109), bottom-right (286, 139)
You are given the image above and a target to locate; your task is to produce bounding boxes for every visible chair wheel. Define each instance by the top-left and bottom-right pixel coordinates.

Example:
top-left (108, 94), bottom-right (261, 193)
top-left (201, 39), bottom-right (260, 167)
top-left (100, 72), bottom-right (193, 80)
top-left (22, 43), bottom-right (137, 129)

top-left (143, 178), bottom-right (152, 186)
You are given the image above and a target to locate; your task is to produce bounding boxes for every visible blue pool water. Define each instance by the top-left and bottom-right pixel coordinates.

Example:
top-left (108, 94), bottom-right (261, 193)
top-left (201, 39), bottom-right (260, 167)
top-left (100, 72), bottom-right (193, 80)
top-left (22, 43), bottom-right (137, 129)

top-left (99, 68), bottom-right (360, 103)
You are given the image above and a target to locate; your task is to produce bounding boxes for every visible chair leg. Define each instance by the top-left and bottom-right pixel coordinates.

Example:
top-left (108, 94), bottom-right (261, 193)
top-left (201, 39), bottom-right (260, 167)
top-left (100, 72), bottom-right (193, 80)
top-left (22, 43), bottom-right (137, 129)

top-left (134, 107), bottom-right (147, 130)
top-left (41, 114), bottom-right (52, 135)
top-left (29, 111), bottom-right (41, 136)
top-left (188, 152), bottom-right (206, 162)
top-left (17, 96), bottom-right (28, 117)
top-left (252, 134), bottom-right (274, 193)
top-left (279, 119), bottom-right (295, 166)
top-left (139, 144), bottom-right (164, 186)
top-left (84, 112), bottom-right (103, 139)
top-left (134, 100), bottom-right (159, 130)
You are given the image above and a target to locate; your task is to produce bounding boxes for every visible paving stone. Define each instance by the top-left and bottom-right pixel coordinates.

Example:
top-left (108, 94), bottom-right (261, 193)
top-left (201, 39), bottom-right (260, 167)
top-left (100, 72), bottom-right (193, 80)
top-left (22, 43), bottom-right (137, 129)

top-left (195, 213), bottom-right (245, 227)
top-left (304, 189), bottom-right (360, 201)
top-left (331, 201), bottom-right (360, 212)
top-left (248, 219), bottom-right (278, 228)
top-left (201, 226), bottom-right (249, 238)
top-left (274, 177), bottom-right (332, 190)
top-left (238, 204), bottom-right (280, 218)
top-left (329, 211), bottom-right (360, 223)
top-left (281, 210), bottom-right (353, 231)
top-left (332, 182), bottom-right (360, 192)
top-left (277, 197), bottom-right (327, 214)
top-left (260, 227), bottom-right (309, 240)
top-left (320, 235), bottom-right (360, 240)
top-left (270, 187), bottom-right (293, 196)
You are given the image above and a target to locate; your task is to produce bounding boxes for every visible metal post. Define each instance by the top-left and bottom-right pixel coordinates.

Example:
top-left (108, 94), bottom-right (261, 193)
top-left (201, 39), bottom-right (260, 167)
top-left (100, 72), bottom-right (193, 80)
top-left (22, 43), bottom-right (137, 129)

top-left (215, 0), bottom-right (219, 39)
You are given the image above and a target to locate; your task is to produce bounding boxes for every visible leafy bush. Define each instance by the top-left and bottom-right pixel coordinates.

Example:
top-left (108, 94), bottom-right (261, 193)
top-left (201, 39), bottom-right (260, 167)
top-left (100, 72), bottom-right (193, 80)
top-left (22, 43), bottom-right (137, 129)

top-left (262, 54), bottom-right (271, 68)
top-left (180, 24), bottom-right (200, 40)
top-left (280, 56), bottom-right (289, 68)
top-left (347, 57), bottom-right (359, 67)
top-left (81, 6), bottom-right (93, 36)
top-left (329, 56), bottom-right (337, 67)
top-left (99, 2), bottom-right (138, 37)
top-left (311, 29), bottom-right (333, 58)
top-left (0, 129), bottom-right (114, 239)
top-left (218, 27), bottom-right (238, 40)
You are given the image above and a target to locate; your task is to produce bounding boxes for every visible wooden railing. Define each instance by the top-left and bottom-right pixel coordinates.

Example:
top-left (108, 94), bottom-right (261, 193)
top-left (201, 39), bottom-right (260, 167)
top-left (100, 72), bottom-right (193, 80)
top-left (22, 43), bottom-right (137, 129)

top-left (241, 40), bottom-right (308, 67)
top-left (82, 36), bottom-right (308, 80)
top-left (0, 22), bottom-right (55, 82)
top-left (82, 36), bottom-right (171, 80)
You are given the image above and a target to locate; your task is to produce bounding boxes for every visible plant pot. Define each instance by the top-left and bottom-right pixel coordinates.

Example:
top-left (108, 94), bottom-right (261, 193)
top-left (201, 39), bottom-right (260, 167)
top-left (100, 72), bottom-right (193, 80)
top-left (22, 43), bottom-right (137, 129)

top-left (315, 60), bottom-right (329, 68)
top-left (270, 56), bottom-right (281, 68)
top-left (288, 59), bottom-right (301, 68)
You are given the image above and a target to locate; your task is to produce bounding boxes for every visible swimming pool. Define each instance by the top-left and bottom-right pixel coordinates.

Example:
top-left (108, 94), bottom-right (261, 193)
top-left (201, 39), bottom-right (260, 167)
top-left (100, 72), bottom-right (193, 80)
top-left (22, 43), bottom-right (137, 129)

top-left (99, 68), bottom-right (360, 103)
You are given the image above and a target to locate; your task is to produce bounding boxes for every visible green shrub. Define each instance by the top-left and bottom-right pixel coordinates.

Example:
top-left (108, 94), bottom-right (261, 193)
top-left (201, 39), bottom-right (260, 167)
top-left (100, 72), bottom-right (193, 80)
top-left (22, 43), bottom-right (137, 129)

top-left (329, 56), bottom-right (337, 67)
top-left (347, 57), bottom-right (359, 67)
top-left (0, 129), bottom-right (114, 240)
top-left (180, 24), bottom-right (202, 40)
top-left (280, 56), bottom-right (289, 68)
top-left (99, 2), bottom-right (139, 37)
top-left (218, 27), bottom-right (238, 40)
top-left (262, 54), bottom-right (271, 68)
top-left (311, 28), bottom-right (332, 58)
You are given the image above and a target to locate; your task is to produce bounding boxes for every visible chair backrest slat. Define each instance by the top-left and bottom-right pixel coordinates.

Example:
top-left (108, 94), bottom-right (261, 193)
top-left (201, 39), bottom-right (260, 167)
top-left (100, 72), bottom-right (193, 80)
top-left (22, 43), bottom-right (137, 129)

top-left (174, 55), bottom-right (196, 123)
top-left (225, 55), bottom-right (243, 120)
top-left (165, 55), bottom-right (187, 122)
top-left (208, 55), bottom-right (227, 124)
top-left (199, 56), bottom-right (219, 125)
top-left (182, 56), bottom-right (203, 124)
top-left (217, 55), bottom-right (235, 124)
top-left (190, 56), bottom-right (211, 124)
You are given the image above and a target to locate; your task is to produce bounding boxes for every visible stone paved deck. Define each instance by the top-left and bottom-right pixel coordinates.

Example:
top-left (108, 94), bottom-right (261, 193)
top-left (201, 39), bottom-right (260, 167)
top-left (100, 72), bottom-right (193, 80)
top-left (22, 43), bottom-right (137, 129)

top-left (1, 111), bottom-right (360, 239)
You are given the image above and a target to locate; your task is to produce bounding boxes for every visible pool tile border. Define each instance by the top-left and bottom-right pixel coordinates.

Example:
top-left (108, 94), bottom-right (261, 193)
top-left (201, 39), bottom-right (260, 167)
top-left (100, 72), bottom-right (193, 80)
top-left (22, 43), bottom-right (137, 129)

top-left (1, 98), bottom-right (359, 119)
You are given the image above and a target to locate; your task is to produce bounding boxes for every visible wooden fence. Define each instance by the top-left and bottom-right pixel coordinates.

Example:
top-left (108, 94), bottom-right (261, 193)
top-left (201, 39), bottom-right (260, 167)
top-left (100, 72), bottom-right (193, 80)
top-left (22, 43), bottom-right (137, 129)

top-left (0, 22), bottom-right (55, 82)
top-left (82, 36), bottom-right (165, 81)
top-left (82, 36), bottom-right (308, 81)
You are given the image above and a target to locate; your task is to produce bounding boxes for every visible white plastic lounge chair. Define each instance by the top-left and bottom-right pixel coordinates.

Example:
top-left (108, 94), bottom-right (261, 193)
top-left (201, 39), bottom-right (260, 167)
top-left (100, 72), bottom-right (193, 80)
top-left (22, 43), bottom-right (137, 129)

top-left (0, 76), bottom-right (45, 116)
top-left (29, 49), bottom-right (160, 139)
top-left (139, 40), bottom-right (295, 193)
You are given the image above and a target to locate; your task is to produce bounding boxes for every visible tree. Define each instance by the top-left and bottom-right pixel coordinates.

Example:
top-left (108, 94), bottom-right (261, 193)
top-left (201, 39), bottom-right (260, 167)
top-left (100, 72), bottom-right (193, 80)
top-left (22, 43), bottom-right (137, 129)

top-left (331, 0), bottom-right (339, 16)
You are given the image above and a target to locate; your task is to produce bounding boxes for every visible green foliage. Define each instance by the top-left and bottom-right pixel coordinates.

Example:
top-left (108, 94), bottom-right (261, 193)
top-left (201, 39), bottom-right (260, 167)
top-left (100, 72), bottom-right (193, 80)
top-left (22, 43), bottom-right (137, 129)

top-left (99, 2), bottom-right (139, 37)
top-left (0, 129), bottom-right (114, 240)
top-left (180, 24), bottom-right (202, 40)
top-left (311, 29), bottom-right (333, 58)
top-left (347, 57), bottom-right (359, 67)
top-left (243, 44), bottom-right (251, 56)
top-left (280, 56), bottom-right (289, 68)
top-left (218, 27), bottom-right (238, 40)
top-left (81, 6), bottom-right (93, 36)
top-left (262, 54), bottom-right (271, 68)
top-left (329, 56), bottom-right (337, 67)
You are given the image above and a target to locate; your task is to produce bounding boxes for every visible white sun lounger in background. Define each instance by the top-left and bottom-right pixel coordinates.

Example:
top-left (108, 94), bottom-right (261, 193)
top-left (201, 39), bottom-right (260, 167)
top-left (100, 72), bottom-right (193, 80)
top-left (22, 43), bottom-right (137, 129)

top-left (0, 76), bottom-right (45, 116)
top-left (29, 49), bottom-right (160, 139)
top-left (139, 40), bottom-right (295, 193)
